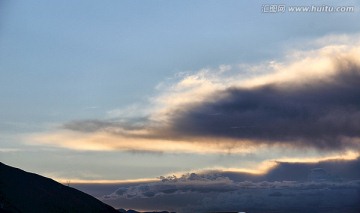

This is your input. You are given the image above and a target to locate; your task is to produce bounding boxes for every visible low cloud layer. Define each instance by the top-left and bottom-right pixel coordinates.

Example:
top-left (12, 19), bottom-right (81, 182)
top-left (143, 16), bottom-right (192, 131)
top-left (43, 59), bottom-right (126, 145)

top-left (102, 158), bottom-right (360, 213)
top-left (105, 181), bottom-right (360, 213)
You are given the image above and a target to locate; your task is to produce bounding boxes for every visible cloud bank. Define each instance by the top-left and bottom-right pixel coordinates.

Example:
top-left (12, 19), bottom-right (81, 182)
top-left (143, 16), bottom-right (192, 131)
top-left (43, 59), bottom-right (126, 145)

top-left (102, 158), bottom-right (360, 213)
top-left (29, 35), bottom-right (360, 154)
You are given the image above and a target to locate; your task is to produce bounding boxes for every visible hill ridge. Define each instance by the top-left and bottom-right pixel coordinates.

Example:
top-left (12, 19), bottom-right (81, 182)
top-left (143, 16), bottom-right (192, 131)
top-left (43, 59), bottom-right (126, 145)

top-left (0, 162), bottom-right (118, 213)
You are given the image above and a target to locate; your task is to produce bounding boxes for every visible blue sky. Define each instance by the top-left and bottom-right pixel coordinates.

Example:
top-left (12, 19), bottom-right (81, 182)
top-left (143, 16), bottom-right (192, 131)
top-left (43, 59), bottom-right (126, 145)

top-left (1, 0), bottom-right (360, 184)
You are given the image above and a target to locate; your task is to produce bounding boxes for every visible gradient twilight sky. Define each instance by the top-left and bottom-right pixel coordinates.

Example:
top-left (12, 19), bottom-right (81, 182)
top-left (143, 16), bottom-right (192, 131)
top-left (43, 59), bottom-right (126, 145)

top-left (1, 0), bottom-right (360, 183)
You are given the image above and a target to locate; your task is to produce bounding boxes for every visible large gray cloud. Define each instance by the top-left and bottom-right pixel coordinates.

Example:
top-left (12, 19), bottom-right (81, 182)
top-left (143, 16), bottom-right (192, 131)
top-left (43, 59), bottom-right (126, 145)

top-left (59, 45), bottom-right (360, 152)
top-left (166, 61), bottom-right (360, 149)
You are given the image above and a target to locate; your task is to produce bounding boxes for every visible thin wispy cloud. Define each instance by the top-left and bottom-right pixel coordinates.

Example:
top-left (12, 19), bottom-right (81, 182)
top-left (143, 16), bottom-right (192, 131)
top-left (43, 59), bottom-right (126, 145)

top-left (0, 148), bottom-right (21, 153)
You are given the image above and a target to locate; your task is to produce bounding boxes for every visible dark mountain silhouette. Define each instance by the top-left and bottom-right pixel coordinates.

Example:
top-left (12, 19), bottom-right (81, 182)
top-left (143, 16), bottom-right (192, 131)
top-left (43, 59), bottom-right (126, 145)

top-left (0, 162), bottom-right (118, 213)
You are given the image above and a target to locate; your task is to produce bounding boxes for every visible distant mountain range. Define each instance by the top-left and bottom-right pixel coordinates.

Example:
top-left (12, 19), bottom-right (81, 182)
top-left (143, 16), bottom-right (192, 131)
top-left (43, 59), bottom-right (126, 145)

top-left (0, 162), bottom-right (118, 213)
top-left (118, 209), bottom-right (174, 213)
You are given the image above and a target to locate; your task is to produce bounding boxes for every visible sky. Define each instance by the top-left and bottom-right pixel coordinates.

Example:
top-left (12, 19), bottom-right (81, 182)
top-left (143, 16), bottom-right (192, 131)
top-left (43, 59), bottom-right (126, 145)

top-left (1, 0), bottom-right (360, 211)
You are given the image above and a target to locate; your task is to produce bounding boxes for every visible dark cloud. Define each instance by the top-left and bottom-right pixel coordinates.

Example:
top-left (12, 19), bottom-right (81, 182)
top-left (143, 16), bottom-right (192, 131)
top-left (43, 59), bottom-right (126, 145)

top-left (265, 157), bottom-right (360, 181)
top-left (201, 157), bottom-right (360, 182)
top-left (167, 61), bottom-right (360, 149)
